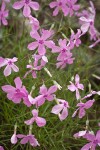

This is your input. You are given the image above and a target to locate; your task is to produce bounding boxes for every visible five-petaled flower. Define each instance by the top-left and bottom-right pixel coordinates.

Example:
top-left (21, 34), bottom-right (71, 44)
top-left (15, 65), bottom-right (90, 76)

top-left (81, 130), bottom-right (100, 150)
top-left (0, 57), bottom-right (19, 76)
top-left (49, 0), bottom-right (69, 16)
top-left (29, 84), bottom-right (57, 107)
top-left (72, 99), bottom-right (95, 118)
top-left (51, 99), bottom-right (69, 121)
top-left (13, 0), bottom-right (39, 17)
top-left (68, 74), bottom-right (84, 100)
top-left (28, 29), bottom-right (55, 55)
top-left (2, 77), bottom-right (31, 107)
top-left (17, 134), bottom-right (40, 147)
top-left (24, 109), bottom-right (46, 127)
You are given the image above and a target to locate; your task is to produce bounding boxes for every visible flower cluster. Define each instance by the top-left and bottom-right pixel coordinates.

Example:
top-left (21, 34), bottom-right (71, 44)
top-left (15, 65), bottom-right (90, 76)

top-left (0, 0), bottom-right (100, 149)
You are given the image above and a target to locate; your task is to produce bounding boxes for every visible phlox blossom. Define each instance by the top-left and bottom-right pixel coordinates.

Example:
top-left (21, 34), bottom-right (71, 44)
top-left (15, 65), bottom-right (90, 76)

top-left (51, 99), bottom-right (69, 121)
top-left (17, 134), bottom-right (40, 147)
top-left (28, 29), bottom-right (55, 55)
top-left (29, 84), bottom-right (57, 107)
top-left (81, 130), bottom-right (100, 150)
top-left (72, 99), bottom-right (95, 118)
top-left (24, 54), bottom-right (48, 78)
top-left (13, 0), bottom-right (39, 17)
top-left (24, 109), bottom-right (46, 127)
top-left (49, 0), bottom-right (69, 16)
top-left (68, 74), bottom-right (84, 100)
top-left (0, 57), bottom-right (19, 76)
top-left (2, 77), bottom-right (31, 107)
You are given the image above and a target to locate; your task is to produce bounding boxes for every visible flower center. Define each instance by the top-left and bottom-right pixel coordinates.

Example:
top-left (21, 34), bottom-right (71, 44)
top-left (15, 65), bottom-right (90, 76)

top-left (90, 21), bottom-right (93, 25)
top-left (8, 61), bottom-right (12, 65)
top-left (16, 89), bottom-right (20, 93)
top-left (62, 48), bottom-right (66, 53)
top-left (59, 2), bottom-right (62, 6)
top-left (64, 102), bottom-right (67, 107)
top-left (25, 0), bottom-right (30, 4)
top-left (44, 94), bottom-right (47, 98)
top-left (39, 40), bottom-right (44, 44)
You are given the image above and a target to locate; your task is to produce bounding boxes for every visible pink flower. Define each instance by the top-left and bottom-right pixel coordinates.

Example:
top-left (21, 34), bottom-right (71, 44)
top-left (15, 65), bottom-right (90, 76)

top-left (67, 0), bottom-right (80, 16)
top-left (25, 109), bottom-right (46, 127)
top-left (2, 77), bottom-right (31, 107)
top-left (4, 0), bottom-right (10, 2)
top-left (17, 134), bottom-right (40, 147)
top-left (24, 54), bottom-right (48, 78)
top-left (81, 130), bottom-right (100, 150)
top-left (70, 29), bottom-right (82, 47)
top-left (28, 29), bottom-right (55, 55)
top-left (0, 57), bottom-right (19, 76)
top-left (29, 84), bottom-right (57, 107)
top-left (52, 39), bottom-right (72, 60)
top-left (51, 99), bottom-right (69, 121)
top-left (79, 1), bottom-right (98, 41)
top-left (49, 0), bottom-right (69, 16)
top-left (13, 0), bottom-right (39, 17)
top-left (0, 2), bottom-right (9, 26)
top-left (56, 52), bottom-right (74, 69)
top-left (68, 74), bottom-right (84, 100)
top-left (72, 99), bottom-right (95, 118)
top-left (28, 15), bottom-right (40, 33)
top-left (0, 146), bottom-right (4, 150)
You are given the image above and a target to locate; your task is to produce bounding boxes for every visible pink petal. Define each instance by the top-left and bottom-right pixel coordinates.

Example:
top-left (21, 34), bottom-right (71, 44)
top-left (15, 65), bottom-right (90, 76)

top-left (29, 2), bottom-right (39, 10)
top-left (38, 44), bottom-right (46, 55)
top-left (36, 117), bottom-right (46, 127)
top-left (2, 85), bottom-right (15, 93)
top-left (20, 137), bottom-right (28, 144)
top-left (79, 108), bottom-right (85, 118)
top-left (1, 2), bottom-right (6, 11)
top-left (73, 5), bottom-right (80, 11)
top-left (46, 95), bottom-right (54, 101)
top-left (24, 118), bottom-right (35, 125)
top-left (75, 74), bottom-right (80, 83)
top-left (96, 130), bottom-right (100, 141)
top-left (4, 65), bottom-right (11, 76)
top-left (2, 18), bottom-right (8, 26)
top-left (28, 42), bottom-right (38, 50)
top-left (85, 100), bottom-right (95, 109)
top-left (23, 5), bottom-right (31, 17)
top-left (30, 31), bottom-right (40, 40)
top-left (35, 95), bottom-right (45, 107)
top-left (40, 85), bottom-right (47, 95)
top-left (53, 7), bottom-right (59, 16)
top-left (81, 142), bottom-right (92, 150)
top-left (14, 77), bottom-right (22, 89)
top-left (13, 1), bottom-right (24, 9)
top-left (49, 2), bottom-right (57, 8)
top-left (59, 107), bottom-right (68, 121)
top-left (44, 41), bottom-right (55, 49)
top-left (81, 23), bottom-right (90, 33)
top-left (48, 85), bottom-right (57, 94)
top-left (68, 83), bottom-right (76, 92)
top-left (32, 109), bottom-right (38, 117)
top-left (17, 134), bottom-right (25, 138)
top-left (0, 146), bottom-right (4, 150)
top-left (11, 64), bottom-right (19, 72)
top-left (28, 95), bottom-right (37, 104)
top-left (51, 104), bottom-right (63, 114)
